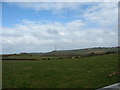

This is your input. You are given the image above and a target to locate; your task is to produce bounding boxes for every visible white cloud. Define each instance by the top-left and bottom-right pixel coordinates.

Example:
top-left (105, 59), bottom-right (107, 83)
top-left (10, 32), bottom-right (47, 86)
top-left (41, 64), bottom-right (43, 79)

top-left (8, 2), bottom-right (84, 13)
top-left (2, 2), bottom-right (118, 54)
top-left (8, 2), bottom-right (118, 27)
top-left (83, 2), bottom-right (118, 27)
top-left (2, 19), bottom-right (118, 54)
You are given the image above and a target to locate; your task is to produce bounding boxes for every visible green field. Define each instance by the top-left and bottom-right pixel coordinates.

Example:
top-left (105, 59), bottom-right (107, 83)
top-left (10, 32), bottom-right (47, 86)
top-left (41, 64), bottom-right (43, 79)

top-left (2, 53), bottom-right (119, 88)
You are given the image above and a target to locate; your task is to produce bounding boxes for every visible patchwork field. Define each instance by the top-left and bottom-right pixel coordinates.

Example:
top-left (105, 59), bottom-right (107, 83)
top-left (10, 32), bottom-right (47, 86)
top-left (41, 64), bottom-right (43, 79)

top-left (2, 53), bottom-right (119, 88)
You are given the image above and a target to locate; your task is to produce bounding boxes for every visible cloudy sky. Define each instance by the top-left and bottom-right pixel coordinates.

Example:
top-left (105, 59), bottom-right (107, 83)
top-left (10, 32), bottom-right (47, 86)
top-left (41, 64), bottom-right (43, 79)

top-left (1, 2), bottom-right (118, 54)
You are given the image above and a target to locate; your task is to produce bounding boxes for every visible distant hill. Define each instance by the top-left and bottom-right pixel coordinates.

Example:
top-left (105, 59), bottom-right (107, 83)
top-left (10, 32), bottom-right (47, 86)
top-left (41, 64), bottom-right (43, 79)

top-left (1, 47), bottom-right (118, 60)
top-left (43, 47), bottom-right (118, 56)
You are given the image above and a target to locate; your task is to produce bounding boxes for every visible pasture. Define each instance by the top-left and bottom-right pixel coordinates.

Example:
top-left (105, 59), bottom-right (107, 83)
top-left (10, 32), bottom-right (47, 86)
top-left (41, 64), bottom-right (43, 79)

top-left (2, 53), bottom-right (119, 88)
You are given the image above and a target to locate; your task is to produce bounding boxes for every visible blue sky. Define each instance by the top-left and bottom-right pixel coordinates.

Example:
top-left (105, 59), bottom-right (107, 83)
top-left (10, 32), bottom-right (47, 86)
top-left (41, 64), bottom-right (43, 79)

top-left (3, 2), bottom-right (66, 27)
top-left (3, 2), bottom-right (78, 27)
top-left (1, 2), bottom-right (118, 54)
top-left (2, 2), bottom-right (97, 27)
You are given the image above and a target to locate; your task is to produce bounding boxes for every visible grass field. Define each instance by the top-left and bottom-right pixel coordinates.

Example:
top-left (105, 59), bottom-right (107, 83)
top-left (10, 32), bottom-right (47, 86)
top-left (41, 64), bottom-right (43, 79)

top-left (2, 53), bottom-right (119, 88)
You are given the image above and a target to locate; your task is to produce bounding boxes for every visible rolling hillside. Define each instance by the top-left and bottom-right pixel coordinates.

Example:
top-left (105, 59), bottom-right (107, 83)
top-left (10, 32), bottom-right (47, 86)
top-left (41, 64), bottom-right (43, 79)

top-left (1, 47), bottom-right (118, 60)
top-left (45, 47), bottom-right (118, 56)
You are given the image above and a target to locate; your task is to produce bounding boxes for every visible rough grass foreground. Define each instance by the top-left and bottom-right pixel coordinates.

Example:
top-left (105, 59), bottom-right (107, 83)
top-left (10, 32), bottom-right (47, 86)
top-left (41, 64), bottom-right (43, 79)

top-left (2, 53), bottom-right (119, 88)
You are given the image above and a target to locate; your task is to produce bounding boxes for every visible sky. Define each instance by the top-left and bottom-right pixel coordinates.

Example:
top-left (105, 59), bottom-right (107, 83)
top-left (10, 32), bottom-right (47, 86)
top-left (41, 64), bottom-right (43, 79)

top-left (1, 2), bottom-right (118, 54)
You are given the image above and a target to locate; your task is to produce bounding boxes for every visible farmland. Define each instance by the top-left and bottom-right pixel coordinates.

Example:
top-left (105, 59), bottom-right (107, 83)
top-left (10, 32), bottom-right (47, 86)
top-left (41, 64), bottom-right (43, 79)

top-left (1, 47), bottom-right (118, 60)
top-left (2, 52), bottom-right (119, 88)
